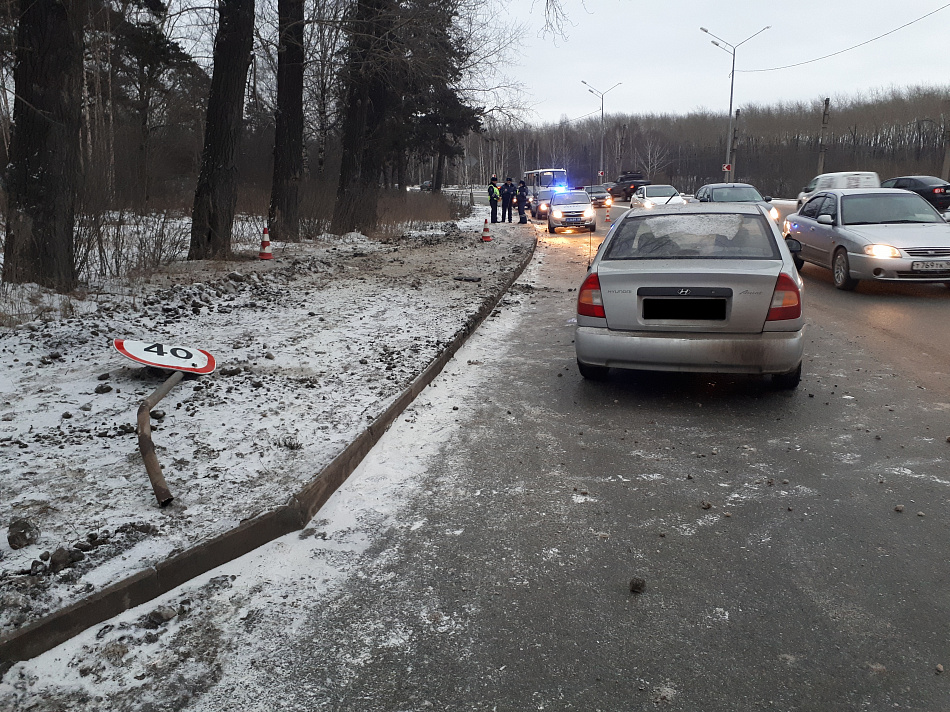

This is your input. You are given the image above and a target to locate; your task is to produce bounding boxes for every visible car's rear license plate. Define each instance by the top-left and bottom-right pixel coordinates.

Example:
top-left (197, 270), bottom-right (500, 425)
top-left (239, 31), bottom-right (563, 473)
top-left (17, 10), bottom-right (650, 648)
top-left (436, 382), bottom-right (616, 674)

top-left (911, 260), bottom-right (950, 271)
top-left (643, 298), bottom-right (726, 321)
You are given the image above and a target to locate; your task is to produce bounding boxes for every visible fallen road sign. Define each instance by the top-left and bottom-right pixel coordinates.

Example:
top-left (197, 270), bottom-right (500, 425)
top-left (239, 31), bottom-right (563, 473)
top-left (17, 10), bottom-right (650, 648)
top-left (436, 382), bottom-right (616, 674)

top-left (113, 338), bottom-right (216, 374)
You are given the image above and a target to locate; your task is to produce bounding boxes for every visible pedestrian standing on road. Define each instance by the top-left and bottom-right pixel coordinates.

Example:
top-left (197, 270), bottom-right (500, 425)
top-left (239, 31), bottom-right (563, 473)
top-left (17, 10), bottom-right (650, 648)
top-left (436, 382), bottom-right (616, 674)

top-left (517, 180), bottom-right (529, 224)
top-left (488, 178), bottom-right (500, 223)
top-left (500, 177), bottom-right (517, 223)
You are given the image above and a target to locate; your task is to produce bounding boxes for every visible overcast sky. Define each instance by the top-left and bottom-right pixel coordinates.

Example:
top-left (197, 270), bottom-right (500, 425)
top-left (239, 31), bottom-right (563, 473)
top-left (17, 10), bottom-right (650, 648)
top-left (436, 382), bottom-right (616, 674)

top-left (506, 0), bottom-right (950, 125)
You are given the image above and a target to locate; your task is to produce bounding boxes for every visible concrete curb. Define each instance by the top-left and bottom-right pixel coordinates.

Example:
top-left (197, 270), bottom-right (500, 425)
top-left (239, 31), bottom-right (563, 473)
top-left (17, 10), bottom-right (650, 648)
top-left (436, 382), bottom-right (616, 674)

top-left (0, 233), bottom-right (538, 668)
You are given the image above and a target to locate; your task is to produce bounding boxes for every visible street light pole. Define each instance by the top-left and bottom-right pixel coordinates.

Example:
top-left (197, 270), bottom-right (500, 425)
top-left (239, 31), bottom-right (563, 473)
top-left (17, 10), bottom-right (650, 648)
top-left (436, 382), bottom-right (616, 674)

top-left (581, 80), bottom-right (621, 185)
top-left (700, 25), bottom-right (770, 182)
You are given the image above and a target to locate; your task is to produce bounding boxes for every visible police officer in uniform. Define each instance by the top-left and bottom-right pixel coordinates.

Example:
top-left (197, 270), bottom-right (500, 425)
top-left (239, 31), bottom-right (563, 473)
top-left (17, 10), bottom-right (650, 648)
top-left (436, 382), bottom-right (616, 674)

top-left (500, 177), bottom-right (517, 223)
top-left (516, 180), bottom-right (529, 223)
top-left (488, 177), bottom-right (500, 223)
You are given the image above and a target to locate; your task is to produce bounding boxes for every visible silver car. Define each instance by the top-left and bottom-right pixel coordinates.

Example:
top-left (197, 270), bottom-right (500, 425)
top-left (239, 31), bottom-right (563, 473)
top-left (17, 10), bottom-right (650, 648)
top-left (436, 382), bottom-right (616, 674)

top-left (575, 203), bottom-right (805, 388)
top-left (548, 190), bottom-right (596, 233)
top-left (783, 188), bottom-right (950, 290)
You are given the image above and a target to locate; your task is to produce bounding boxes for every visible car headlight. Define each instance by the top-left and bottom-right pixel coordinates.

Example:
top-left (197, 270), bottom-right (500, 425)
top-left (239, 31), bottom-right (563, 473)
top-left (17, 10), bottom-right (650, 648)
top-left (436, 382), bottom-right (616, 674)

top-left (552, 210), bottom-right (563, 219)
top-left (583, 208), bottom-right (594, 218)
top-left (863, 244), bottom-right (901, 258)
top-left (606, 197), bottom-right (612, 205)
top-left (643, 200), bottom-right (654, 209)
top-left (769, 206), bottom-right (780, 221)
top-left (540, 203), bottom-right (548, 210)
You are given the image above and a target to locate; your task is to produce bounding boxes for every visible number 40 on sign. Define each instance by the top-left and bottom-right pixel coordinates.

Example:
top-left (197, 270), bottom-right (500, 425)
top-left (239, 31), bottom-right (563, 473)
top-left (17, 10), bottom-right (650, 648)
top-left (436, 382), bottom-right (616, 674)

top-left (113, 338), bottom-right (217, 374)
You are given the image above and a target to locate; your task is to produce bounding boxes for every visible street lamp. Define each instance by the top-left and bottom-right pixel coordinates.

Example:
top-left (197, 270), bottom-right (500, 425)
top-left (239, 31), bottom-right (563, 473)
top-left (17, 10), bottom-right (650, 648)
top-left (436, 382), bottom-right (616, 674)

top-left (581, 80), bottom-right (621, 185)
top-left (700, 25), bottom-right (770, 182)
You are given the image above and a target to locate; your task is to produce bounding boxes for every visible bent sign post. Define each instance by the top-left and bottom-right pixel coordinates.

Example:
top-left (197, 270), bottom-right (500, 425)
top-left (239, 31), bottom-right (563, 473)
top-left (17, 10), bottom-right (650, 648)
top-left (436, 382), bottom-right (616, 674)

top-left (113, 339), bottom-right (217, 507)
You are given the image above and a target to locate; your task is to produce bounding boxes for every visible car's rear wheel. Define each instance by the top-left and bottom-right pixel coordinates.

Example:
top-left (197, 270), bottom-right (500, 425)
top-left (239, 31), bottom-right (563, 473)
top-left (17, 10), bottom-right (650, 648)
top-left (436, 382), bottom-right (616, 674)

top-left (577, 359), bottom-right (609, 380)
top-left (832, 249), bottom-right (858, 290)
top-left (772, 363), bottom-right (802, 390)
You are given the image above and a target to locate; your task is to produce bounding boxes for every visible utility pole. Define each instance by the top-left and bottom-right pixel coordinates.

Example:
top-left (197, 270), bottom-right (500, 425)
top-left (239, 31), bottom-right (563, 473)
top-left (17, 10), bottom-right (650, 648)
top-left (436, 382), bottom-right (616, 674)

top-left (618, 123), bottom-right (627, 175)
top-left (817, 97), bottom-right (831, 175)
top-left (941, 102), bottom-right (950, 182)
top-left (730, 110), bottom-right (739, 180)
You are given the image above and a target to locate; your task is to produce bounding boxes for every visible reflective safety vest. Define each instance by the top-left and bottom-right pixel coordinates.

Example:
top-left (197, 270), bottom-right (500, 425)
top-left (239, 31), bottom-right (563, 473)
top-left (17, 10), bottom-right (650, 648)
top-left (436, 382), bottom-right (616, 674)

top-left (488, 185), bottom-right (500, 201)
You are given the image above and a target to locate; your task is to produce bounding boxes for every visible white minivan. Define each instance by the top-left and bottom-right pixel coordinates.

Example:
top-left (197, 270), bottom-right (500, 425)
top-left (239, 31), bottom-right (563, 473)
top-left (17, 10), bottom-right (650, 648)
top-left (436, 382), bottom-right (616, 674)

top-left (797, 171), bottom-right (880, 208)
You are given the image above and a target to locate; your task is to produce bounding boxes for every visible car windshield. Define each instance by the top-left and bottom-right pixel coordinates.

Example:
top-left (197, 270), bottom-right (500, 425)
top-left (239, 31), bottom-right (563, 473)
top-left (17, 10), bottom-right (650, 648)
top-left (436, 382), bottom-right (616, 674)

top-left (645, 186), bottom-right (678, 197)
top-left (603, 213), bottom-right (779, 260)
top-left (585, 186), bottom-right (607, 195)
top-left (710, 187), bottom-right (764, 202)
top-left (537, 190), bottom-right (553, 201)
top-left (840, 193), bottom-right (944, 225)
top-left (552, 191), bottom-right (591, 205)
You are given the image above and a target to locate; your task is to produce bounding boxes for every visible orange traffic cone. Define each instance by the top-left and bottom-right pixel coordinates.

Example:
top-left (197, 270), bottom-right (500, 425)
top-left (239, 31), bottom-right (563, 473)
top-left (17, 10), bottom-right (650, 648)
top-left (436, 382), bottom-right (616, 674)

top-left (259, 227), bottom-right (273, 260)
top-left (481, 219), bottom-right (492, 242)
top-left (605, 205), bottom-right (611, 223)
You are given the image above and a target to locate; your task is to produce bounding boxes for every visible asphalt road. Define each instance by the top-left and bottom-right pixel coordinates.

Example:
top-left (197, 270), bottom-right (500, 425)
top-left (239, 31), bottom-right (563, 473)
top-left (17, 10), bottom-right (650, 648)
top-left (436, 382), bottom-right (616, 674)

top-left (212, 219), bottom-right (950, 710)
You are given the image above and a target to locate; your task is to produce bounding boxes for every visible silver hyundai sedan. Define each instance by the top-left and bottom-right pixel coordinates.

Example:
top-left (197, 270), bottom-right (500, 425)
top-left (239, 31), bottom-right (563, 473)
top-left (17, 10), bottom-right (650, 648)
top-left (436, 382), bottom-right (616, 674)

top-left (575, 203), bottom-right (805, 388)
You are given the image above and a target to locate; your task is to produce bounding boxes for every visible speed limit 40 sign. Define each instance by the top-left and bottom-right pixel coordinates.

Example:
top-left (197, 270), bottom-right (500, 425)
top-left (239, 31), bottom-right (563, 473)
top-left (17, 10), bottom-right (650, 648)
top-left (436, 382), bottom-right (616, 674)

top-left (113, 339), bottom-right (216, 374)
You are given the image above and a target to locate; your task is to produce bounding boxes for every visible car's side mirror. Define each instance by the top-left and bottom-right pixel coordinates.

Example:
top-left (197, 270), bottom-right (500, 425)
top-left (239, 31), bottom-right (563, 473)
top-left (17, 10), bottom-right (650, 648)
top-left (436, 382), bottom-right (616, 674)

top-left (817, 214), bottom-right (834, 225)
top-left (763, 196), bottom-right (773, 202)
top-left (785, 238), bottom-right (803, 254)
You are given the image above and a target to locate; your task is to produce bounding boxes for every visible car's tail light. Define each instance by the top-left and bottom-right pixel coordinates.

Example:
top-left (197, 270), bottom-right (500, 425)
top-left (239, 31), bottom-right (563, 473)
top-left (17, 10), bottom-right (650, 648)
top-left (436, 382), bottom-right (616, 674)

top-left (767, 272), bottom-right (801, 321)
top-left (935, 187), bottom-right (946, 194)
top-left (577, 273), bottom-right (605, 318)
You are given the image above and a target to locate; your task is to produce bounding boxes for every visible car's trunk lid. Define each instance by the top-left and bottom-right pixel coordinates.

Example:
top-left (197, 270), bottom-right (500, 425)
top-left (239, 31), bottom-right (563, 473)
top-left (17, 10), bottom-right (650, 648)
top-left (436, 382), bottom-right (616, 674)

top-left (597, 259), bottom-right (783, 333)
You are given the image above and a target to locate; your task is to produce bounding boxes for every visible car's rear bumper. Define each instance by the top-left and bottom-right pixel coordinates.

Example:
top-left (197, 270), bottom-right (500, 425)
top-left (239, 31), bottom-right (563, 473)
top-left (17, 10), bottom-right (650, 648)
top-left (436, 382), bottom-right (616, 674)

top-left (575, 326), bottom-right (804, 375)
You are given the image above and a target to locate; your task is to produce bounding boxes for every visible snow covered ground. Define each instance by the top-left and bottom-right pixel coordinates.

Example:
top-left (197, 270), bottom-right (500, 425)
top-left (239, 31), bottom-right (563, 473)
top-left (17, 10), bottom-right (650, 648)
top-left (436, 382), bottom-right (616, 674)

top-left (0, 211), bottom-right (535, 645)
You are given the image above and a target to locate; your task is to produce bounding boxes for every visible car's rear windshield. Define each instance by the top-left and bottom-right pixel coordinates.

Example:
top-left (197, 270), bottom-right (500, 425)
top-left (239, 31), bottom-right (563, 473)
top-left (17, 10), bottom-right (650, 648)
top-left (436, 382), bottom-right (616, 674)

top-left (916, 176), bottom-right (949, 187)
top-left (841, 193), bottom-right (943, 225)
top-left (710, 187), bottom-right (764, 202)
top-left (552, 191), bottom-right (591, 205)
top-left (603, 213), bottom-right (780, 260)
top-left (645, 186), bottom-right (678, 197)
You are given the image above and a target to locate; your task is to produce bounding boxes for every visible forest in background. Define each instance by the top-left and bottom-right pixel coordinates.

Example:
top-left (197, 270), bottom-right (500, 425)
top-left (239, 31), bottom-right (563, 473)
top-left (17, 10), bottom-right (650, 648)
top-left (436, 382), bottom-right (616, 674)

top-left (463, 86), bottom-right (950, 197)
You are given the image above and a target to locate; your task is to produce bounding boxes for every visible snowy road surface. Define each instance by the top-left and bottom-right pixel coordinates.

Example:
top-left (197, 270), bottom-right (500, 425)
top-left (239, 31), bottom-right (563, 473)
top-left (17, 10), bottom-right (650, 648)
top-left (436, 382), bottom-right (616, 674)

top-left (4, 225), bottom-right (950, 710)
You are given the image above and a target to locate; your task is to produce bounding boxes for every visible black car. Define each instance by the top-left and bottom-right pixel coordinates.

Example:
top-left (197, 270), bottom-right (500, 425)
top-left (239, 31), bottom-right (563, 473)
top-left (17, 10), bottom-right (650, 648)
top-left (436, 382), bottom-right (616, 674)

top-left (607, 172), bottom-right (651, 201)
top-left (880, 175), bottom-right (950, 212)
top-left (583, 185), bottom-right (612, 208)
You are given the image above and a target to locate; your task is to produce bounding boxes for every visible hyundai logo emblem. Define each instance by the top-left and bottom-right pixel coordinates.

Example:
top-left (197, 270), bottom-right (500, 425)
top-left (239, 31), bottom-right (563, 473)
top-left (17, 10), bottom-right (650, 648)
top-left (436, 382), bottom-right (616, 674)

top-left (678, 288), bottom-right (691, 295)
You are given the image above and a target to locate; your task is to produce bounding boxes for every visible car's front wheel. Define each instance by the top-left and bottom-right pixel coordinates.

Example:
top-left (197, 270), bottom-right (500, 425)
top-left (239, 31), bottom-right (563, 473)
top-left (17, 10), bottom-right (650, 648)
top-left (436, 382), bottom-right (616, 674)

top-left (792, 255), bottom-right (805, 270)
top-left (832, 249), bottom-right (858, 290)
top-left (577, 359), bottom-right (609, 380)
top-left (772, 363), bottom-right (802, 390)
top-left (547, 221), bottom-right (556, 234)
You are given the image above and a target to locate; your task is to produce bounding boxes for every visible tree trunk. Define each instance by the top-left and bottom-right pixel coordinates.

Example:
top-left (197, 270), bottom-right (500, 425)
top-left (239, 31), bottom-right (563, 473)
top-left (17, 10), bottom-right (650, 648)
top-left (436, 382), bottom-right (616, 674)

top-left (268, 0), bottom-right (304, 242)
top-left (3, 0), bottom-right (86, 292)
top-left (189, 0), bottom-right (255, 261)
top-left (330, 0), bottom-right (395, 235)
top-left (433, 149), bottom-right (446, 191)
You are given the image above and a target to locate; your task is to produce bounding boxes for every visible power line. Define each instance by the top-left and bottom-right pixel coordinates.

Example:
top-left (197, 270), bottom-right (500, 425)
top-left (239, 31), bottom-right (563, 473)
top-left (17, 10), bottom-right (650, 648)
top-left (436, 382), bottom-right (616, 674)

top-left (738, 2), bottom-right (950, 73)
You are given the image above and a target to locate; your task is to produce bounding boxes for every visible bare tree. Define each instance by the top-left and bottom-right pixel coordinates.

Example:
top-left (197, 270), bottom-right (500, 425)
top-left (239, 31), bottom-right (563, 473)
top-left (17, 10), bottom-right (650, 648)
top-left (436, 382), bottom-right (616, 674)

top-left (189, 0), bottom-right (254, 261)
top-left (3, 0), bottom-right (87, 291)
